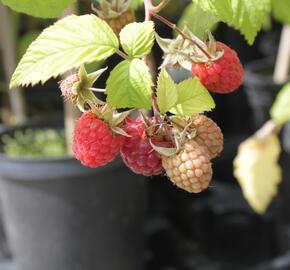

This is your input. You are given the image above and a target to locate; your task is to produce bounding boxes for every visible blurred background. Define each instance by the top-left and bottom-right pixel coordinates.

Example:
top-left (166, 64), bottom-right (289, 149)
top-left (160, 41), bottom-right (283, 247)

top-left (0, 0), bottom-right (289, 270)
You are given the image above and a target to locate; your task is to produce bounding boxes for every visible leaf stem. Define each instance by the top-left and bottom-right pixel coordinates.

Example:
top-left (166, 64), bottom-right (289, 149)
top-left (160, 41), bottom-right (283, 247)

top-left (116, 49), bottom-right (130, 60)
top-left (150, 11), bottom-right (212, 60)
top-left (255, 120), bottom-right (282, 140)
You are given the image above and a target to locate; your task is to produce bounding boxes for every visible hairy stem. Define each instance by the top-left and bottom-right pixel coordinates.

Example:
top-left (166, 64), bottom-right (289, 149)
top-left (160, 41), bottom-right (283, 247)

top-left (143, 0), bottom-right (174, 146)
top-left (255, 120), bottom-right (282, 139)
top-left (144, 0), bottom-right (153, 21)
top-left (143, 0), bottom-right (160, 120)
top-left (116, 49), bottom-right (130, 60)
top-left (151, 12), bottom-right (212, 60)
top-left (153, 0), bottom-right (171, 13)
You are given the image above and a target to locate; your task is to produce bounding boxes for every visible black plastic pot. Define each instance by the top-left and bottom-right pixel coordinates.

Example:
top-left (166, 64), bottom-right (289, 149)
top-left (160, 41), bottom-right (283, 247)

top-left (0, 118), bottom-right (146, 270)
top-left (244, 58), bottom-right (283, 129)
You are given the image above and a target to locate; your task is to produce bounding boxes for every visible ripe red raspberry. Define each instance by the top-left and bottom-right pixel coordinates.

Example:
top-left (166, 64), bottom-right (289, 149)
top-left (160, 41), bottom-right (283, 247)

top-left (191, 42), bottom-right (244, 93)
top-left (192, 115), bottom-right (223, 158)
top-left (121, 118), bottom-right (170, 176)
top-left (162, 140), bottom-right (212, 193)
top-left (73, 111), bottom-right (125, 168)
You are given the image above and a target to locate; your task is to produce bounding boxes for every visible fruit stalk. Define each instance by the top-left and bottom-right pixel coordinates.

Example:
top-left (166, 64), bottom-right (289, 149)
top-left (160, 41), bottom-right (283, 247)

top-left (143, 0), bottom-right (160, 120)
top-left (143, 0), bottom-right (175, 143)
top-left (150, 11), bottom-right (212, 60)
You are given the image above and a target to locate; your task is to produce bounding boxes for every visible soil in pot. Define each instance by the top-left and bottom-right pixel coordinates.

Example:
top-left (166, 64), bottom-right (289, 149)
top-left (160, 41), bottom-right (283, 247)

top-left (0, 117), bottom-right (147, 270)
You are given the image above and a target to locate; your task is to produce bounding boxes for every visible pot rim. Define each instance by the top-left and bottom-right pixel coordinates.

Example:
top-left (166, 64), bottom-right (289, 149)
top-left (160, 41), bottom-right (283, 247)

top-left (0, 116), bottom-right (125, 179)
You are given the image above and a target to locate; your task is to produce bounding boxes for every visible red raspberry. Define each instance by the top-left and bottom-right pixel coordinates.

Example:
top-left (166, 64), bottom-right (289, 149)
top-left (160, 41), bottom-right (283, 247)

top-left (73, 111), bottom-right (125, 168)
top-left (191, 42), bottom-right (244, 94)
top-left (121, 118), bottom-right (170, 176)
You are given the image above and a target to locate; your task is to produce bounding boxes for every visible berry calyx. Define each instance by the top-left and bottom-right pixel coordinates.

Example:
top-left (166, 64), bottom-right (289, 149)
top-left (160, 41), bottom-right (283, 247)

top-left (191, 42), bottom-right (244, 94)
top-left (73, 111), bottom-right (125, 168)
top-left (162, 140), bottom-right (212, 193)
top-left (93, 0), bottom-right (135, 35)
top-left (121, 118), bottom-right (171, 176)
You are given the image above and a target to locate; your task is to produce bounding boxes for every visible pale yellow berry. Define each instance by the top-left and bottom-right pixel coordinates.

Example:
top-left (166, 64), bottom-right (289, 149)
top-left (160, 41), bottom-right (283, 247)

top-left (193, 115), bottom-right (224, 159)
top-left (162, 140), bottom-right (212, 193)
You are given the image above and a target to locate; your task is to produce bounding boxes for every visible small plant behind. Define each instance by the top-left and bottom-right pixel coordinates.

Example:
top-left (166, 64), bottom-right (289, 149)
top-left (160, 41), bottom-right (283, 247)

top-left (5, 0), bottom-right (289, 195)
top-left (3, 128), bottom-right (67, 158)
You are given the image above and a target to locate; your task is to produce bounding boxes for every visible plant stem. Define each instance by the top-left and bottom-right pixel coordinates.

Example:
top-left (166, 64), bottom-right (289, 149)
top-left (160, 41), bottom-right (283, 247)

top-left (154, 0), bottom-right (171, 13)
top-left (116, 49), bottom-right (130, 60)
top-left (273, 25), bottom-right (290, 84)
top-left (144, 0), bottom-right (160, 118)
top-left (150, 12), bottom-right (212, 60)
top-left (255, 120), bottom-right (281, 139)
top-left (144, 0), bottom-right (153, 21)
top-left (0, 5), bottom-right (27, 124)
top-left (61, 4), bottom-right (81, 155)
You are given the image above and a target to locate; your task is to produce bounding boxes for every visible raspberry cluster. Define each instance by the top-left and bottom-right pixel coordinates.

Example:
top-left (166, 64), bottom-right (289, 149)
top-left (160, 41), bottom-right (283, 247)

top-left (72, 111), bottom-right (223, 194)
top-left (161, 115), bottom-right (223, 193)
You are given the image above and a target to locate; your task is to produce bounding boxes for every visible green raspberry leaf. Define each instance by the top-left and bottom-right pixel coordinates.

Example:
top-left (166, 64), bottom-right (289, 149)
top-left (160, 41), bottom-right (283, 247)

top-left (120, 21), bottom-right (155, 58)
top-left (156, 69), bottom-right (178, 113)
top-left (10, 15), bottom-right (119, 88)
top-left (178, 2), bottom-right (219, 39)
top-left (1, 0), bottom-right (76, 18)
top-left (193, 0), bottom-right (271, 45)
top-left (107, 59), bottom-right (153, 109)
top-left (272, 0), bottom-right (290, 25)
top-left (270, 83), bottom-right (290, 125)
top-left (170, 77), bottom-right (215, 116)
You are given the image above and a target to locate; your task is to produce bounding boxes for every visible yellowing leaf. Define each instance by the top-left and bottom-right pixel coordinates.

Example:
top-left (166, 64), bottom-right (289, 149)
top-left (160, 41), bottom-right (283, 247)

top-left (233, 135), bottom-right (282, 214)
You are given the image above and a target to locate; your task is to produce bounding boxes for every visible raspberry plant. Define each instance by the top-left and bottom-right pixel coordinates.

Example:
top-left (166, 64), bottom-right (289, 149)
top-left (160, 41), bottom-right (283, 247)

top-left (5, 0), bottom-right (290, 194)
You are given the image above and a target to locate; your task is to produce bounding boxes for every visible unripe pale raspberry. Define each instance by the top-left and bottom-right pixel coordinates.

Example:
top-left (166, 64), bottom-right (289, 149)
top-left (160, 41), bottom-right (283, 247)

top-left (191, 42), bottom-right (244, 94)
top-left (73, 111), bottom-right (125, 168)
top-left (162, 140), bottom-right (212, 193)
top-left (121, 118), bottom-right (170, 176)
top-left (192, 115), bottom-right (223, 158)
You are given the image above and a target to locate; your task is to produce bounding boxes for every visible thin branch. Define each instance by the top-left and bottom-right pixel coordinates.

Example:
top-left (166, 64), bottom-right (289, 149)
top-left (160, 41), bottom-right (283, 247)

top-left (144, 0), bottom-right (154, 21)
top-left (151, 12), bottom-right (212, 60)
top-left (116, 49), bottom-right (130, 60)
top-left (153, 0), bottom-right (171, 13)
top-left (255, 120), bottom-right (282, 139)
